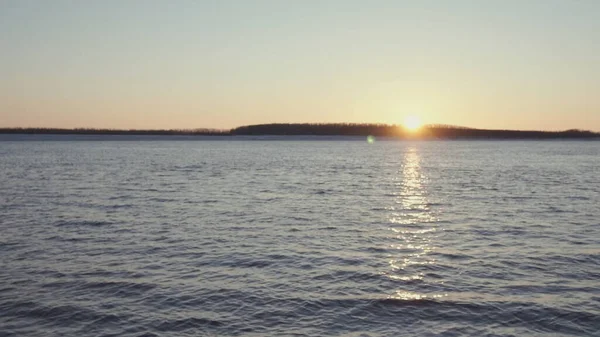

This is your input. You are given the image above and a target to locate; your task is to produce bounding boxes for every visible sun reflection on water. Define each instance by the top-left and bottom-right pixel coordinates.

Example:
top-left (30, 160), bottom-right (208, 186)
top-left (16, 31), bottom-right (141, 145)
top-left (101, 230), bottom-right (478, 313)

top-left (390, 291), bottom-right (445, 301)
top-left (384, 146), bottom-right (445, 300)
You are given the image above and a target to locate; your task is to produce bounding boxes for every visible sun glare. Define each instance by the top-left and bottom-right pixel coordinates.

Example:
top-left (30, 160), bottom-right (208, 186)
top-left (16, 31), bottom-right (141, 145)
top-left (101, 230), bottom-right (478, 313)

top-left (403, 116), bottom-right (422, 131)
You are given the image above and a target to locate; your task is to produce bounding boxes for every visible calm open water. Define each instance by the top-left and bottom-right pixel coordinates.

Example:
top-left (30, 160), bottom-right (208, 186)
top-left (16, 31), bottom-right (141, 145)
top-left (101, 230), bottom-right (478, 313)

top-left (1, 136), bottom-right (599, 337)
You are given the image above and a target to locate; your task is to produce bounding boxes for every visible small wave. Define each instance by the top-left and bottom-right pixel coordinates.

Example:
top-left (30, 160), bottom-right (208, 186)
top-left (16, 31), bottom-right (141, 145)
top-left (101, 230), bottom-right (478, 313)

top-left (55, 220), bottom-right (114, 228)
top-left (370, 297), bottom-right (600, 335)
top-left (3, 301), bottom-right (125, 328)
top-left (154, 317), bottom-right (223, 332)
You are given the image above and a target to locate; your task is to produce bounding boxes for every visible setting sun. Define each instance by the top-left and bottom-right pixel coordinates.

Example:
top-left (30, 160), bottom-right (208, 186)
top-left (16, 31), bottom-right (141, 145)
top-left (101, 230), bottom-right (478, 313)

top-left (403, 115), bottom-right (422, 131)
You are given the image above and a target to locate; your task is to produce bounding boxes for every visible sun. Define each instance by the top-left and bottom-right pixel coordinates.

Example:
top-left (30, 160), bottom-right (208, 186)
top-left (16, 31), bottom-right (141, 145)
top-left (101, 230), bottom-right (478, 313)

top-left (403, 115), bottom-right (422, 131)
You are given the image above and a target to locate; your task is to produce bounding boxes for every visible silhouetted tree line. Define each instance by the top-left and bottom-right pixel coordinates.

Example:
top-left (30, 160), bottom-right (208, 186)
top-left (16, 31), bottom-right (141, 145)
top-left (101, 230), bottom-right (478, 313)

top-left (2, 124), bottom-right (598, 139)
top-left (419, 127), bottom-right (599, 139)
top-left (230, 123), bottom-right (407, 137)
top-left (0, 127), bottom-right (229, 135)
top-left (231, 123), bottom-right (600, 139)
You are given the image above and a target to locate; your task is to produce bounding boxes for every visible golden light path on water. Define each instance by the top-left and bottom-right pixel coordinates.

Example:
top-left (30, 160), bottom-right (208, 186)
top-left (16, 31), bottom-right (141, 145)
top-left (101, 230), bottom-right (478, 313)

top-left (385, 146), bottom-right (446, 300)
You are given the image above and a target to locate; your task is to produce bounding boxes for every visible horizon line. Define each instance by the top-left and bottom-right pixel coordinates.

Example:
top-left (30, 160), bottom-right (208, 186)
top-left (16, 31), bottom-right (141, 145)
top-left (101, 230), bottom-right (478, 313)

top-left (1, 123), bottom-right (599, 133)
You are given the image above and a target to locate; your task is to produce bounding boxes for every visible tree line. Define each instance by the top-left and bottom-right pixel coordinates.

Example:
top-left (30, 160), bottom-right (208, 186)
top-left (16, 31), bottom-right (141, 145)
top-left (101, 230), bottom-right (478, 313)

top-left (0, 127), bottom-right (229, 135)
top-left (1, 124), bottom-right (598, 139)
top-left (230, 123), bottom-right (406, 137)
top-left (230, 123), bottom-right (600, 139)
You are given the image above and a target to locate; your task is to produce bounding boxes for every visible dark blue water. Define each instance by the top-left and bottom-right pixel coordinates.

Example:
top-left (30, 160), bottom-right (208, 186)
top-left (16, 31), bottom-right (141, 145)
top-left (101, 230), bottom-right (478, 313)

top-left (1, 137), bottom-right (599, 336)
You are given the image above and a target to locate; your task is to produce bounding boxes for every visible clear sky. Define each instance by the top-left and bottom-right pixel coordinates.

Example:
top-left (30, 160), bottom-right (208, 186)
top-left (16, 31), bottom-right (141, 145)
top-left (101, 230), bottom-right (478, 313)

top-left (1, 0), bottom-right (599, 131)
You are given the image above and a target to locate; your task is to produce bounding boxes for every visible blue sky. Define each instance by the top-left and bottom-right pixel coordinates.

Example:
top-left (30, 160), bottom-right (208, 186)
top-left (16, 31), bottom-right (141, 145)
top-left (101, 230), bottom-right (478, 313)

top-left (1, 0), bottom-right (599, 130)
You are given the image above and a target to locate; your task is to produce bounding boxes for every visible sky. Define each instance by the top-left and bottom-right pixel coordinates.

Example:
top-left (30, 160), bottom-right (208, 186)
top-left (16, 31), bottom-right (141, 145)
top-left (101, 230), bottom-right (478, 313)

top-left (1, 0), bottom-right (599, 131)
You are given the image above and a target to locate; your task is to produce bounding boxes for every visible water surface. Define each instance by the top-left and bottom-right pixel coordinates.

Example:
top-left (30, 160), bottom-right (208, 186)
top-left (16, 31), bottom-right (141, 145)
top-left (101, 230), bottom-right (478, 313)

top-left (1, 137), bottom-right (599, 336)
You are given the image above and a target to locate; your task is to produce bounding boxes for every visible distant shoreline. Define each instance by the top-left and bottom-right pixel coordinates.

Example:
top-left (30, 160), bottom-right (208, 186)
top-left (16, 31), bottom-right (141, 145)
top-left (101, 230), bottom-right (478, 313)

top-left (1, 124), bottom-right (599, 140)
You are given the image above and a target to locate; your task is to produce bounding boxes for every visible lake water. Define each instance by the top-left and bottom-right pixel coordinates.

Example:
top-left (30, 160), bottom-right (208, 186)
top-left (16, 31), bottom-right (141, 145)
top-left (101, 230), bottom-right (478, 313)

top-left (1, 136), bottom-right (599, 336)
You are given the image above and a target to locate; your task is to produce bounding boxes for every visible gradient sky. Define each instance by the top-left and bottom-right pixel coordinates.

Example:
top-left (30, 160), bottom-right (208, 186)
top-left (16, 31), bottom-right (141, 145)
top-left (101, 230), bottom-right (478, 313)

top-left (1, 0), bottom-right (599, 130)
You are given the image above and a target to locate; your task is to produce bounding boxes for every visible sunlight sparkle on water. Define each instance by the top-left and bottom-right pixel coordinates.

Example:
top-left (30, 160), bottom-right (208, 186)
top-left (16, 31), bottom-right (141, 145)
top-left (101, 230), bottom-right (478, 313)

top-left (386, 146), bottom-right (441, 300)
top-left (389, 291), bottom-right (446, 301)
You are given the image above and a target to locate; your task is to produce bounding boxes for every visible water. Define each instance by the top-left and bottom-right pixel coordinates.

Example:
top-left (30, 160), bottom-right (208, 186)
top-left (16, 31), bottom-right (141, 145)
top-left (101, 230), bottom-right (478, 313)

top-left (1, 137), bottom-right (599, 336)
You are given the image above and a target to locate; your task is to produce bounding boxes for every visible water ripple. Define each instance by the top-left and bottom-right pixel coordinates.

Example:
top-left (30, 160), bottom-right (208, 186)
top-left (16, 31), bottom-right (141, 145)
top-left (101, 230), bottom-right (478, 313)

top-left (1, 139), bottom-right (599, 336)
